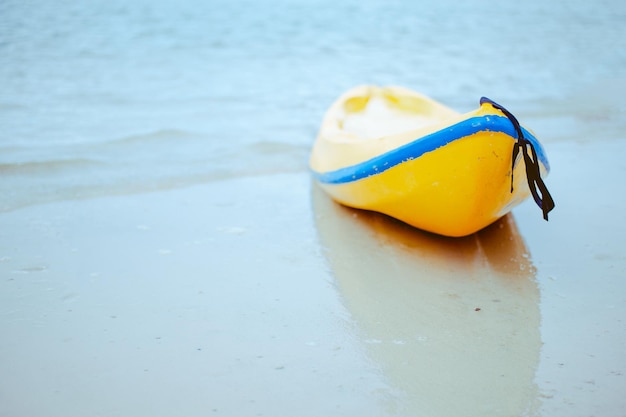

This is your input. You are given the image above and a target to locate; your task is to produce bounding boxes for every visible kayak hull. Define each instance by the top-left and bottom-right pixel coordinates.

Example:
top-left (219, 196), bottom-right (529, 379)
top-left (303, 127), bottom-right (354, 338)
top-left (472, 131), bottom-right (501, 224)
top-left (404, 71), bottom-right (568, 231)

top-left (310, 86), bottom-right (550, 237)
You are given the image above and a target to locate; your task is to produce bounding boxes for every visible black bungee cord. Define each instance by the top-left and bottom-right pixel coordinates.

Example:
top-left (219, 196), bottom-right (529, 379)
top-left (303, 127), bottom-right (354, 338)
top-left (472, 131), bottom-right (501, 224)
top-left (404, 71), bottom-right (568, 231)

top-left (480, 97), bottom-right (555, 221)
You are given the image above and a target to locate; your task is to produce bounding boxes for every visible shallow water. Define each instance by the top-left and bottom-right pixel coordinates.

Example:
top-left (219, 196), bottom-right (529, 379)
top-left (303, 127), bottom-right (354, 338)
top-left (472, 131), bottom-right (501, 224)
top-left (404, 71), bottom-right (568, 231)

top-left (1, 0), bottom-right (626, 416)
top-left (1, 0), bottom-right (625, 211)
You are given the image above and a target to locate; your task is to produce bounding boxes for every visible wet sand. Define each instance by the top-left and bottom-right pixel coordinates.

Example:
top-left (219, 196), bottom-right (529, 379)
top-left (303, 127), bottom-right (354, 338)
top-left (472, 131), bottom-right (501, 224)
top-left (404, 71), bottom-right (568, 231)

top-left (1, 137), bottom-right (625, 416)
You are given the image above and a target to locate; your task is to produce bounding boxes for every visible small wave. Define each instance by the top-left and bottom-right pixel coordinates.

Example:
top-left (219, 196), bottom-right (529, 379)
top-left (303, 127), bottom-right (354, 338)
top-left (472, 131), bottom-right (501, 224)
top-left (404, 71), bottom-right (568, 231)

top-left (0, 158), bottom-right (100, 175)
top-left (0, 138), bottom-right (311, 212)
top-left (101, 129), bottom-right (199, 147)
top-left (0, 102), bottom-right (26, 111)
top-left (248, 140), bottom-right (310, 155)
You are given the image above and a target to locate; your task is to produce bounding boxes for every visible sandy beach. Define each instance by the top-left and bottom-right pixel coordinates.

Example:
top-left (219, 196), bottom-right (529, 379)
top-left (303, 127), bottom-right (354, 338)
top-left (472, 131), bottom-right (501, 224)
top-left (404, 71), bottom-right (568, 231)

top-left (1, 135), bottom-right (625, 416)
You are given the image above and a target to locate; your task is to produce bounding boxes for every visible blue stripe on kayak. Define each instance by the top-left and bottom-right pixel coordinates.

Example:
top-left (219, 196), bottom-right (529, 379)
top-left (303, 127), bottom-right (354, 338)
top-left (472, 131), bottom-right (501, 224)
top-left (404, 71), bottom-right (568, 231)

top-left (312, 115), bottom-right (549, 185)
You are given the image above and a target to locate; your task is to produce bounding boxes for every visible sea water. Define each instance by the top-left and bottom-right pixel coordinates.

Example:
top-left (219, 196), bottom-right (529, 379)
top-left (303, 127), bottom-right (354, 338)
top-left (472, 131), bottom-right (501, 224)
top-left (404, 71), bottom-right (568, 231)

top-left (1, 0), bottom-right (625, 211)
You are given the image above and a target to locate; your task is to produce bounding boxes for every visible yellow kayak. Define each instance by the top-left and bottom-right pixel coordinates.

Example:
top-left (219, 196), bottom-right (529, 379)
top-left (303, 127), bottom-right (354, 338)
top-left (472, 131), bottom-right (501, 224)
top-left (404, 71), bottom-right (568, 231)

top-left (310, 85), bottom-right (555, 237)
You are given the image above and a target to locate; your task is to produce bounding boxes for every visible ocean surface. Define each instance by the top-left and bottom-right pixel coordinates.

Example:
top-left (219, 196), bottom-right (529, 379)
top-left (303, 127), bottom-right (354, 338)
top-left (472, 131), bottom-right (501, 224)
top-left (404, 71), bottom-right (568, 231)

top-left (1, 0), bottom-right (625, 212)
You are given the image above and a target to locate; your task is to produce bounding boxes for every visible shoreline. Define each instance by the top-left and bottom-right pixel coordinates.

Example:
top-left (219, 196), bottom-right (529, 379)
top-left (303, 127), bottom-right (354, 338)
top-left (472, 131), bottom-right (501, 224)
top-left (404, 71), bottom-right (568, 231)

top-left (1, 138), bottom-right (625, 416)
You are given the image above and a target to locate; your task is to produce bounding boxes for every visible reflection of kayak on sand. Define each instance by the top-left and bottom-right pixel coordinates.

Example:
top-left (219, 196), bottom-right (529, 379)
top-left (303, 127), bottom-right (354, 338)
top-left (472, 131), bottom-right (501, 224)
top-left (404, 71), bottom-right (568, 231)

top-left (310, 85), bottom-right (555, 237)
top-left (311, 185), bottom-right (542, 416)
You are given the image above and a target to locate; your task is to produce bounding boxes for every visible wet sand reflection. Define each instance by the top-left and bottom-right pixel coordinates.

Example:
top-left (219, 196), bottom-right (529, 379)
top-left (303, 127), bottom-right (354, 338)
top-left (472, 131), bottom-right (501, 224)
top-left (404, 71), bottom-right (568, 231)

top-left (312, 184), bottom-right (541, 417)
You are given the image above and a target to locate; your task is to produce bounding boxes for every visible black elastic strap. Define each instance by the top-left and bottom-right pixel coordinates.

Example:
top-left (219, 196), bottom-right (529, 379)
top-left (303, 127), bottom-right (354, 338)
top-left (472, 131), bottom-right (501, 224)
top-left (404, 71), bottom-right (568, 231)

top-left (480, 97), bottom-right (555, 221)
